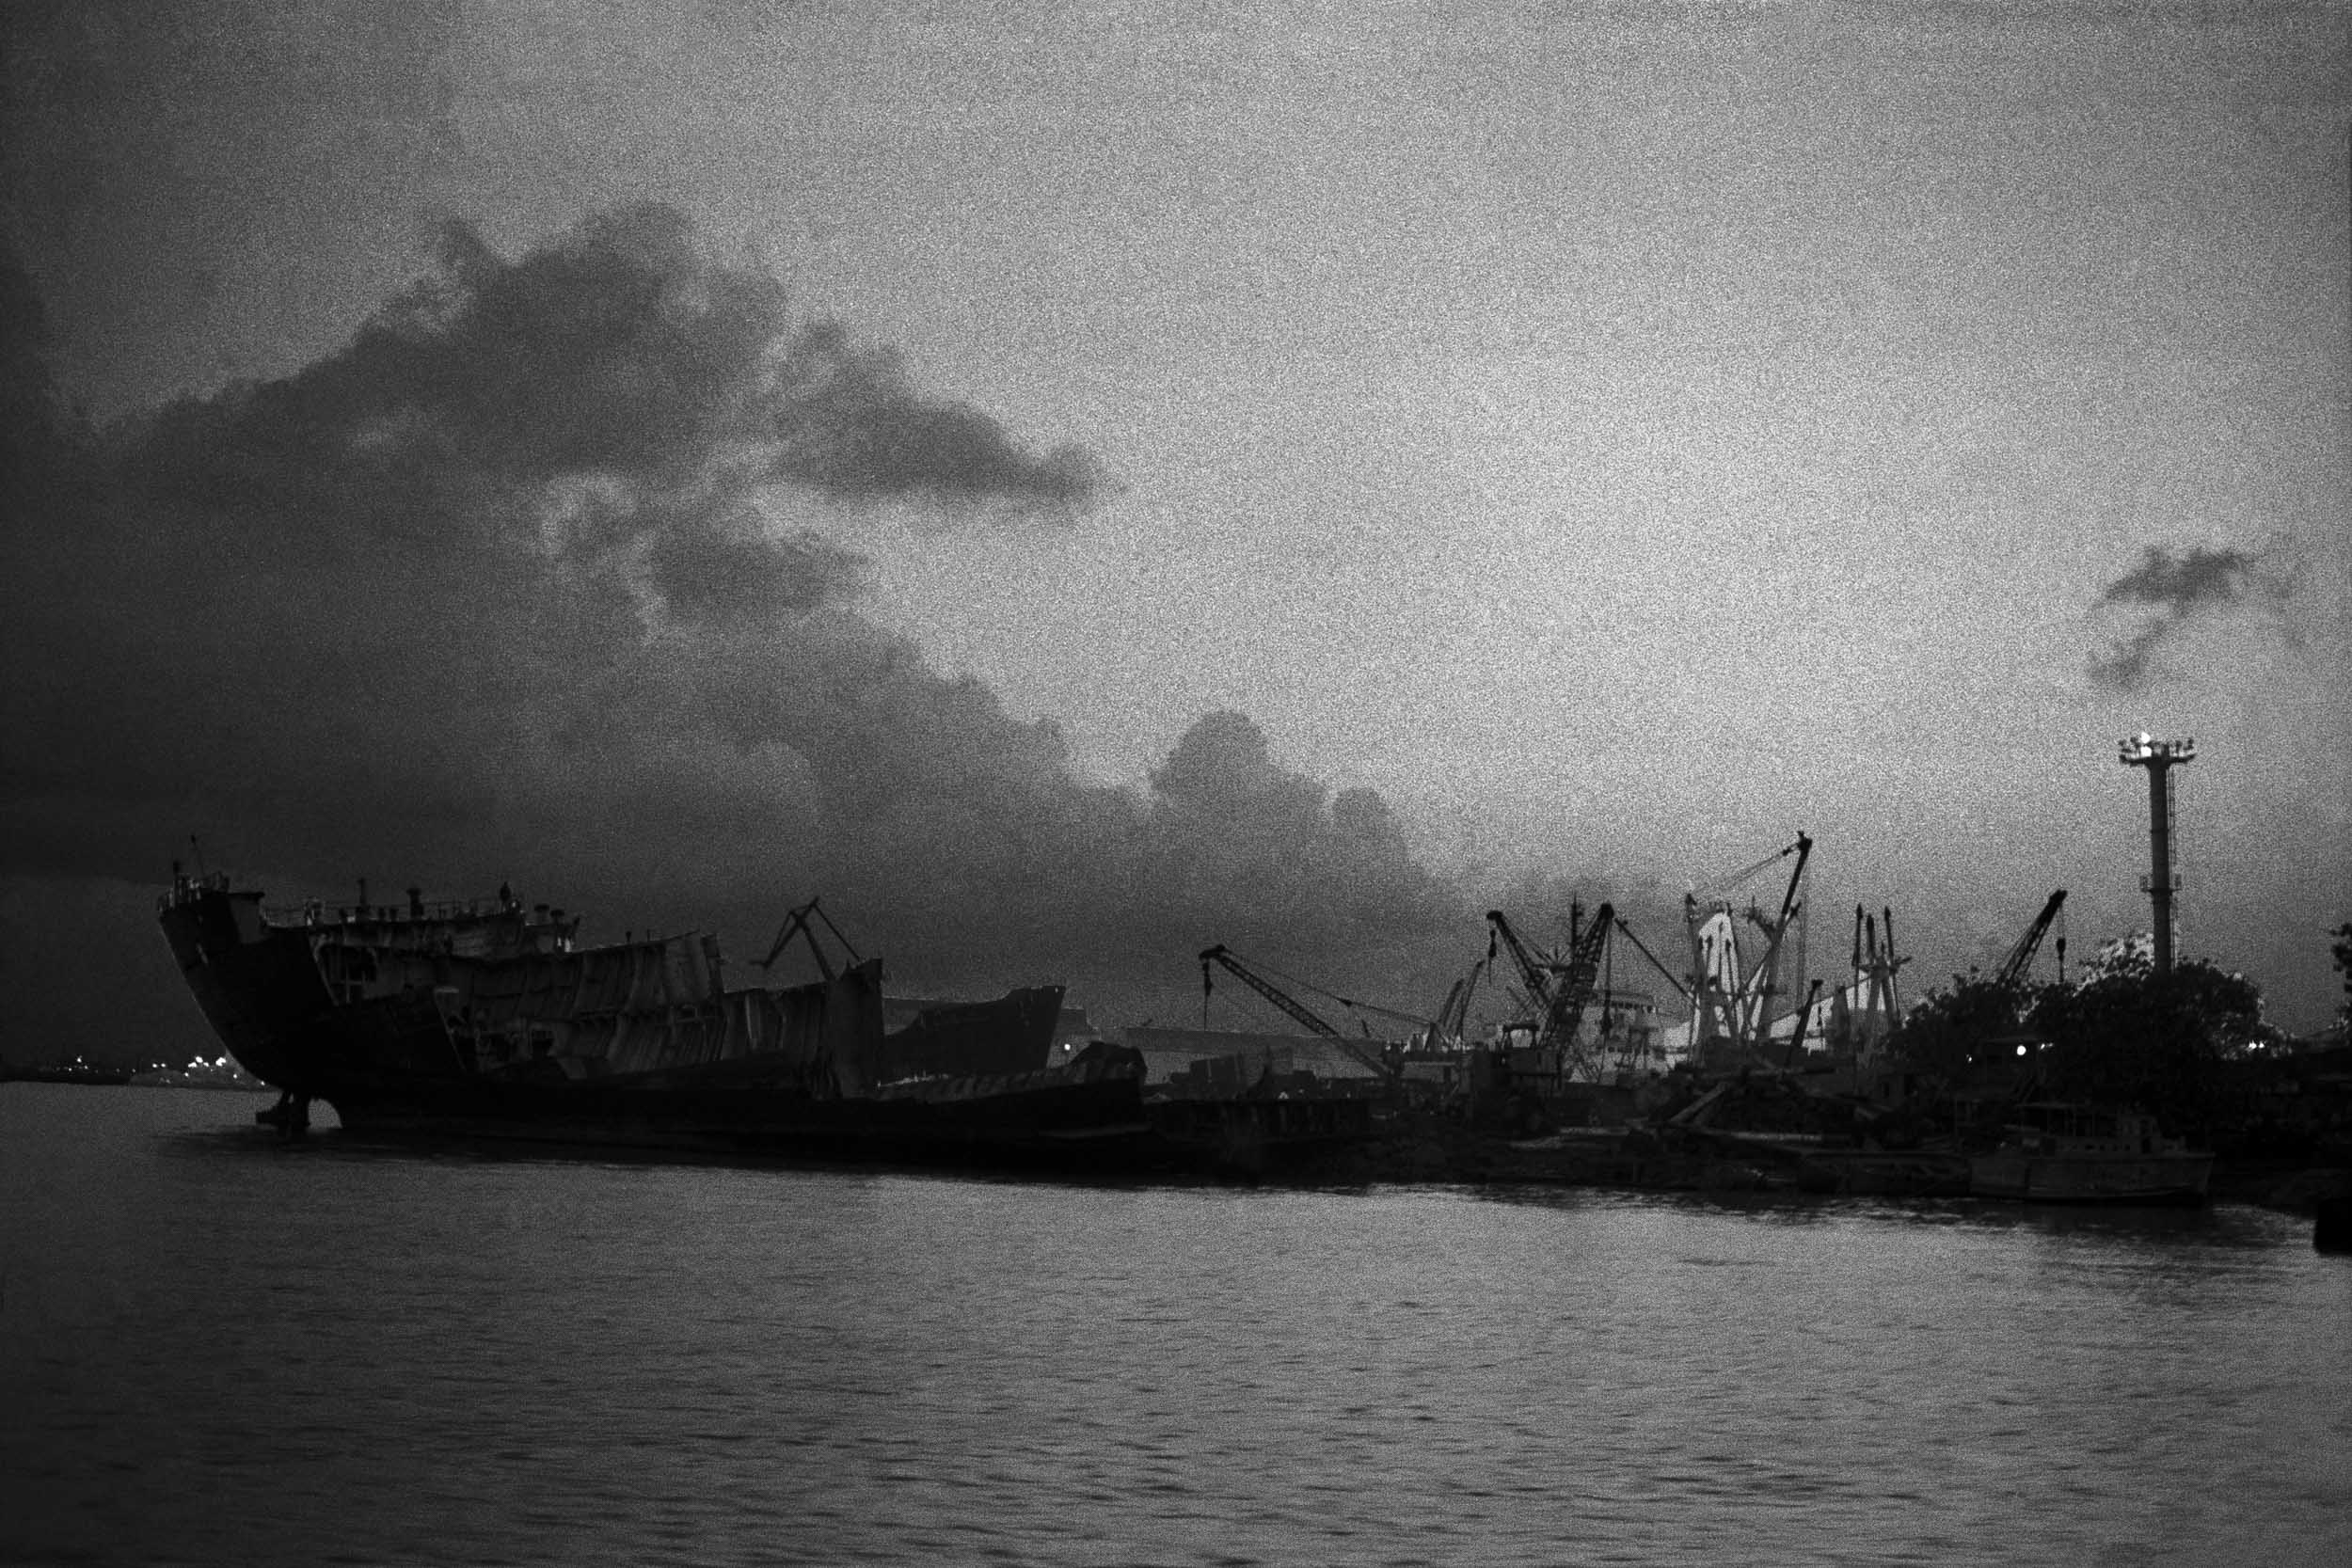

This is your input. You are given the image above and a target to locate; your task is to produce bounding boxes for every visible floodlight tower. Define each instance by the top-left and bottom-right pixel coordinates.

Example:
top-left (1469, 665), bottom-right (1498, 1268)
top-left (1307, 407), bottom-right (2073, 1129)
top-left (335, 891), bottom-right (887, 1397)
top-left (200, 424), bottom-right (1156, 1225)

top-left (2118, 732), bottom-right (2195, 974)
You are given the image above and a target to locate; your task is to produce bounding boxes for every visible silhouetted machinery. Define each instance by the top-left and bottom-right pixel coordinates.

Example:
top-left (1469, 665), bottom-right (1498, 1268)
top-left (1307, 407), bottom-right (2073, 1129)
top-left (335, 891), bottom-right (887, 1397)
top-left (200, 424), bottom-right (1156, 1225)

top-left (1683, 832), bottom-right (1812, 1059)
top-left (1485, 903), bottom-right (1614, 1080)
top-left (1197, 944), bottom-right (1391, 1077)
top-left (1994, 890), bottom-right (2067, 990)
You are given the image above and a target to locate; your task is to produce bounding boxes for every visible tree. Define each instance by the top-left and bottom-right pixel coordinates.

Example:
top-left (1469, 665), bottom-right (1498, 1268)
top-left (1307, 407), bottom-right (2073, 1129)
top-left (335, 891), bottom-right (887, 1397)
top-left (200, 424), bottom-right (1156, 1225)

top-left (1885, 942), bottom-right (2271, 1138)
top-left (1885, 974), bottom-right (2050, 1085)
top-left (2026, 958), bottom-right (2265, 1137)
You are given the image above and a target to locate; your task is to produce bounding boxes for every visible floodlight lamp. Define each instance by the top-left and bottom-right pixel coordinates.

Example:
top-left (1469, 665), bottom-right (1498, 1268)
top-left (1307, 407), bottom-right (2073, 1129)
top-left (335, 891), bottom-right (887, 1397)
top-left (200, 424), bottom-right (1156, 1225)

top-left (2119, 733), bottom-right (2195, 766)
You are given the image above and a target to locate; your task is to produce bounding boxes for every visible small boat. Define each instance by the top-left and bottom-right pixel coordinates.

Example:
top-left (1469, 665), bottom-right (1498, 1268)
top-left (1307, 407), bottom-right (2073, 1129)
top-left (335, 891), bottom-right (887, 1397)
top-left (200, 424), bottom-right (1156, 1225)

top-left (1968, 1102), bottom-right (2212, 1205)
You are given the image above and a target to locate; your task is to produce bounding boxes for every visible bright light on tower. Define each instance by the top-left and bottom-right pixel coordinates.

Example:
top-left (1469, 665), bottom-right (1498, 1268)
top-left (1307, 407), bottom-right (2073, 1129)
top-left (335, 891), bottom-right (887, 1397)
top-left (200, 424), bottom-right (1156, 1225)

top-left (2119, 733), bottom-right (2195, 766)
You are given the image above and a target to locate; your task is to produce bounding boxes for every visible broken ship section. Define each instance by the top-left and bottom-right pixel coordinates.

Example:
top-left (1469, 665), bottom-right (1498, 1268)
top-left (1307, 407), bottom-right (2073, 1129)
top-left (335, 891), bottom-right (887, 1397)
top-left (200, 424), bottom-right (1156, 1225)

top-left (157, 873), bottom-right (1356, 1174)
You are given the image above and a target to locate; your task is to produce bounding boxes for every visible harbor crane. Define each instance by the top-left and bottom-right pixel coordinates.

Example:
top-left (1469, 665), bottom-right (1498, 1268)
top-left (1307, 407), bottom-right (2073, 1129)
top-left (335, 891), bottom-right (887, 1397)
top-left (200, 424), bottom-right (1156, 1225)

top-left (1994, 890), bottom-right (2068, 990)
top-left (1484, 904), bottom-right (1616, 1079)
top-left (1486, 908), bottom-right (1556, 1015)
top-left (1538, 904), bottom-right (1614, 1061)
top-left (1832, 904), bottom-right (1907, 1060)
top-left (1197, 944), bottom-right (1392, 1077)
top-left (1781, 978), bottom-right (1824, 1068)
top-left (1422, 957), bottom-right (1487, 1051)
top-left (1684, 832), bottom-right (1811, 1055)
top-left (1980, 890), bottom-right (2071, 1098)
top-left (757, 897), bottom-right (864, 979)
top-left (1607, 914), bottom-right (1692, 1006)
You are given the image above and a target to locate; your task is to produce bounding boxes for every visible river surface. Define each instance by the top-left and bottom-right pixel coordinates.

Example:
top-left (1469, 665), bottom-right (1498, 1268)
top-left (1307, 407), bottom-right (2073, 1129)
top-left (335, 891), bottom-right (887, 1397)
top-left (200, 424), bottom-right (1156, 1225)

top-left (3, 1083), bottom-right (2346, 1567)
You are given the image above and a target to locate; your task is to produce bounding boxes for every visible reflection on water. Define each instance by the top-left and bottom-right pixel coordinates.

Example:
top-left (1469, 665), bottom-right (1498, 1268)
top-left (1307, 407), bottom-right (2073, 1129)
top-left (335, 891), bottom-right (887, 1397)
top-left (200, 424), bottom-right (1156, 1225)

top-left (3, 1084), bottom-right (2345, 1567)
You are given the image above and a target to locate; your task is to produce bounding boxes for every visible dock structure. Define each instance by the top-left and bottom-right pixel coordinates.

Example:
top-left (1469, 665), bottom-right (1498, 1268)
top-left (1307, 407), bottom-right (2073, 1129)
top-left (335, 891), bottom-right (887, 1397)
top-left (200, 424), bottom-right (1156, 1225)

top-left (1120, 1025), bottom-right (1384, 1092)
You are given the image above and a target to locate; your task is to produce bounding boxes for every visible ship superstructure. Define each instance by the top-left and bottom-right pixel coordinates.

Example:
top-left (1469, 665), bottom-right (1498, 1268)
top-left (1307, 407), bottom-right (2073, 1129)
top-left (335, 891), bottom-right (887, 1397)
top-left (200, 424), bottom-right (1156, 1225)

top-left (157, 872), bottom-right (1366, 1172)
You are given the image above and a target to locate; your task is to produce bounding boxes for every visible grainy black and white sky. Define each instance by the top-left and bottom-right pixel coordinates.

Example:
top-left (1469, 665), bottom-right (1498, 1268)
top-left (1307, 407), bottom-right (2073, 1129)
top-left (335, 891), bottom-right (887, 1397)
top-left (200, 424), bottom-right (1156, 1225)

top-left (3, 0), bottom-right (2346, 1055)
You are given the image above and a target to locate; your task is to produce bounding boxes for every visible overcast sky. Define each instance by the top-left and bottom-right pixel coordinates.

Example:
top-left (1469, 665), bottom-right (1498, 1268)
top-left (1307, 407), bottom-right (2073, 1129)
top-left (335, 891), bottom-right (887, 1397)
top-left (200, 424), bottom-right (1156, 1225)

top-left (4, 0), bottom-right (2346, 1053)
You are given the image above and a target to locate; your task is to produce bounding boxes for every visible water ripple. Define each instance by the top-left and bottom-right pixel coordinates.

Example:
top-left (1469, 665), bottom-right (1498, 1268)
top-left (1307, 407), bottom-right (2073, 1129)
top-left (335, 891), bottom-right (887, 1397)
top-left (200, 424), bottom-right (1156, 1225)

top-left (2, 1085), bottom-right (2346, 1566)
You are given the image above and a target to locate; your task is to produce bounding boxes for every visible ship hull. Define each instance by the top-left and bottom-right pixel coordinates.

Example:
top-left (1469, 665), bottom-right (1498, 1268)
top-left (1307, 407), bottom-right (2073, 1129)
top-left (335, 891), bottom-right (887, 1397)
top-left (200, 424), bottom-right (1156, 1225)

top-left (1968, 1150), bottom-right (2213, 1204)
top-left (158, 883), bottom-right (350, 1091)
top-left (156, 879), bottom-right (1156, 1170)
top-left (1966, 1102), bottom-right (2214, 1205)
top-left (157, 878), bottom-right (1360, 1176)
top-left (319, 1068), bottom-right (1165, 1169)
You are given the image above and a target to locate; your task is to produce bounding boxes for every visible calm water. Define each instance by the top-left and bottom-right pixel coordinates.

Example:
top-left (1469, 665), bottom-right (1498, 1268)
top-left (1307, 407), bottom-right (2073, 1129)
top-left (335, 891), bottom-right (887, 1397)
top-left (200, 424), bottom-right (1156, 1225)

top-left (3, 1085), bottom-right (2346, 1567)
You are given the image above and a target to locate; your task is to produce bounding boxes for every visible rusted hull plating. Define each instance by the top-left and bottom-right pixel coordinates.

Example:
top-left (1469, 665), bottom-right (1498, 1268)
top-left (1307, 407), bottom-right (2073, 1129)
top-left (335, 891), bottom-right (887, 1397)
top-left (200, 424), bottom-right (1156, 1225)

top-left (156, 878), bottom-right (1169, 1170)
top-left (160, 878), bottom-right (1387, 1174)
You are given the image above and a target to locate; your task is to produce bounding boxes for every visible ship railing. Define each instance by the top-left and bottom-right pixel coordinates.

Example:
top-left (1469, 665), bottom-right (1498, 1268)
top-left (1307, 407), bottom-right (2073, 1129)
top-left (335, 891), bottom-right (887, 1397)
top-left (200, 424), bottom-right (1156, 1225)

top-left (262, 896), bottom-right (512, 927)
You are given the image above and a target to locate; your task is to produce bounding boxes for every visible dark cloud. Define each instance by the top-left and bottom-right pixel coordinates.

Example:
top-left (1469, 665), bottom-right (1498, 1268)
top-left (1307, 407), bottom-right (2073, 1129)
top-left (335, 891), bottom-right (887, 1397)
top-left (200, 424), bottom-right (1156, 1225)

top-left (2, 212), bottom-right (1455, 1022)
top-left (766, 323), bottom-right (1106, 507)
top-left (1151, 710), bottom-right (1326, 821)
top-left (2089, 629), bottom-right (2161, 693)
top-left (2096, 545), bottom-right (2257, 610)
top-left (131, 205), bottom-right (1101, 557)
top-left (2088, 544), bottom-right (2285, 691)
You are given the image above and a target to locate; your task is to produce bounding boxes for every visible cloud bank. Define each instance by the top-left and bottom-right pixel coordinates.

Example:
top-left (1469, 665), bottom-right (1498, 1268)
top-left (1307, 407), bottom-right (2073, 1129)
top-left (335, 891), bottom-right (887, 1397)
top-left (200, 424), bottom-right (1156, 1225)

top-left (1, 210), bottom-right (1457, 1010)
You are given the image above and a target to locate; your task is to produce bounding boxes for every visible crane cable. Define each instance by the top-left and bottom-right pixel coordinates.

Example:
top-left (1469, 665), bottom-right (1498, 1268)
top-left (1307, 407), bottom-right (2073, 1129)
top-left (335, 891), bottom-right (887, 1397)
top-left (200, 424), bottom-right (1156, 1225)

top-left (1210, 947), bottom-right (1436, 1030)
top-left (1690, 835), bottom-right (1804, 900)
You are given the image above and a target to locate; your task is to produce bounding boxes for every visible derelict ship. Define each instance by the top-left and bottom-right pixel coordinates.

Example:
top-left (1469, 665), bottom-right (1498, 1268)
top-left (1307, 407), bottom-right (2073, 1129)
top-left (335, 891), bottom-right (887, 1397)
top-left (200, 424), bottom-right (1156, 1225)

top-left (156, 871), bottom-right (1162, 1166)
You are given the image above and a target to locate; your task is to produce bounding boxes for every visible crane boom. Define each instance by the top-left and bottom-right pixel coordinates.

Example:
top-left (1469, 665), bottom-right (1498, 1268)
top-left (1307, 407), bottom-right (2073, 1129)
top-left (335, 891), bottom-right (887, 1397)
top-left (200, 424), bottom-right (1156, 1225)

top-left (1773, 834), bottom-right (1814, 930)
top-left (1683, 832), bottom-right (1811, 1053)
top-left (1443, 955), bottom-right (1488, 1042)
top-left (1485, 910), bottom-right (1556, 1011)
top-left (757, 897), bottom-right (863, 978)
top-left (1691, 832), bottom-right (1809, 900)
top-left (1781, 977), bottom-right (1824, 1068)
top-left (1427, 975), bottom-right (1467, 1047)
top-left (1994, 890), bottom-right (2067, 989)
top-left (1198, 945), bottom-right (1388, 1076)
top-left (1610, 915), bottom-right (1692, 1003)
top-left (1536, 902), bottom-right (1614, 1059)
top-left (1737, 833), bottom-right (1812, 1045)
top-left (1487, 905), bottom-right (1619, 1074)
